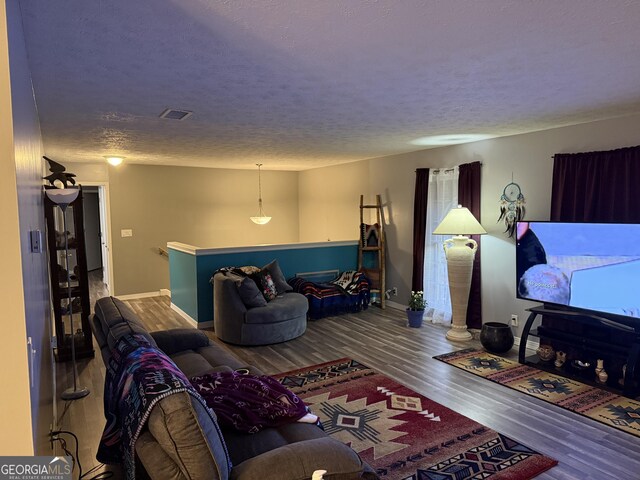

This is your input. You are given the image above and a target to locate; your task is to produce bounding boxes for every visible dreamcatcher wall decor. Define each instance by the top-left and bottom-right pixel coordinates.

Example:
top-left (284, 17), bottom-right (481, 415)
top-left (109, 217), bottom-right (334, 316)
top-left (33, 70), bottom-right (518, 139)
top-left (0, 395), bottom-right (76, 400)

top-left (498, 178), bottom-right (525, 238)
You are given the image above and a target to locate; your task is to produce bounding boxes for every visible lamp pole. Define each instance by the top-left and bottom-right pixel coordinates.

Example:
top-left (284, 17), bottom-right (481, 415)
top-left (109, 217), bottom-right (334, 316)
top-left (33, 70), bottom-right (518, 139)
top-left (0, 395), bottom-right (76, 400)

top-left (59, 201), bottom-right (89, 400)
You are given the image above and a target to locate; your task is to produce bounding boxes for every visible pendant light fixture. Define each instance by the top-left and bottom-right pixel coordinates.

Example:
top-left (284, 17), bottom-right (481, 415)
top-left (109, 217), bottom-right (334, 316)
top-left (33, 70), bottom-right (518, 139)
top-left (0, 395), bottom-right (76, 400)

top-left (250, 163), bottom-right (271, 225)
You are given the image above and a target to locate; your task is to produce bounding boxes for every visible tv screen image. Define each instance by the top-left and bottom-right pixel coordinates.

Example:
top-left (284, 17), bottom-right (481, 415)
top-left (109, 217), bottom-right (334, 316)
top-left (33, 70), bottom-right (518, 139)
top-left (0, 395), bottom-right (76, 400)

top-left (516, 221), bottom-right (640, 319)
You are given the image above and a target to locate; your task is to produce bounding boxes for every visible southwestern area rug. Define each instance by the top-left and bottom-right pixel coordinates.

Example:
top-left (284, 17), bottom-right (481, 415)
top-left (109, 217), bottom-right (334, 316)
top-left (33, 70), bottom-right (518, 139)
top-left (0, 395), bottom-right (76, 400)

top-left (434, 348), bottom-right (640, 439)
top-left (276, 358), bottom-right (557, 480)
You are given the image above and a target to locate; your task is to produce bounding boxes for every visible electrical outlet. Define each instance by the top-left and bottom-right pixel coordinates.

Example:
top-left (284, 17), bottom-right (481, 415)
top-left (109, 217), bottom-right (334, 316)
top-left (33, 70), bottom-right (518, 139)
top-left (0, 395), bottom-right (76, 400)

top-left (121, 229), bottom-right (133, 237)
top-left (511, 314), bottom-right (519, 326)
top-left (392, 287), bottom-right (398, 296)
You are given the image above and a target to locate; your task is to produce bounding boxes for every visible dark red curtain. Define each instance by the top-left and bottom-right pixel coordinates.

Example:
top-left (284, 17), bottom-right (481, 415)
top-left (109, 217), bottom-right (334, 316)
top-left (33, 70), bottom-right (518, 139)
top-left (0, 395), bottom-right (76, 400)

top-left (551, 146), bottom-right (640, 222)
top-left (411, 168), bottom-right (430, 291)
top-left (458, 161), bottom-right (482, 329)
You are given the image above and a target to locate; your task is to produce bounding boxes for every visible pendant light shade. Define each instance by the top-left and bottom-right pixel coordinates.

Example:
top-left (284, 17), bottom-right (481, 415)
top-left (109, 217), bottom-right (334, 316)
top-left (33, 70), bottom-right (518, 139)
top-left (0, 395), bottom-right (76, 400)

top-left (250, 163), bottom-right (271, 225)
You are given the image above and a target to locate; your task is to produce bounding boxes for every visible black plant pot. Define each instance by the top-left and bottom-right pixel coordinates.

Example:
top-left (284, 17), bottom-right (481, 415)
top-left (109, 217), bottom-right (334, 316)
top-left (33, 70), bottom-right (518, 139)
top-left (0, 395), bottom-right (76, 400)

top-left (480, 322), bottom-right (514, 354)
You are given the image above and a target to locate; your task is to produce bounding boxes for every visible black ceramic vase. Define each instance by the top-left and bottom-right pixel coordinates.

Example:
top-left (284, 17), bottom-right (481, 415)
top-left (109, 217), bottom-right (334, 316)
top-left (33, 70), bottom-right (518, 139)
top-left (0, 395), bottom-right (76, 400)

top-left (480, 322), bottom-right (514, 354)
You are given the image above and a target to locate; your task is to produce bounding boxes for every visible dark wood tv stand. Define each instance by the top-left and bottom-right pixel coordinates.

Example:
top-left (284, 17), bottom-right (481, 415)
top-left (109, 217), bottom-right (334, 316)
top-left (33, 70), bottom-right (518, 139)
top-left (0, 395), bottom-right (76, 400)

top-left (518, 306), bottom-right (640, 398)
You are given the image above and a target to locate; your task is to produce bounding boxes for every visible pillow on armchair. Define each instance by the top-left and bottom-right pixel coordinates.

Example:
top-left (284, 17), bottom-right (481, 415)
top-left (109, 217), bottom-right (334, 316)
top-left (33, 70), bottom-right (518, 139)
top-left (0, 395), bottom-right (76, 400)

top-left (248, 270), bottom-right (278, 301)
top-left (263, 259), bottom-right (293, 294)
top-left (225, 272), bottom-right (267, 308)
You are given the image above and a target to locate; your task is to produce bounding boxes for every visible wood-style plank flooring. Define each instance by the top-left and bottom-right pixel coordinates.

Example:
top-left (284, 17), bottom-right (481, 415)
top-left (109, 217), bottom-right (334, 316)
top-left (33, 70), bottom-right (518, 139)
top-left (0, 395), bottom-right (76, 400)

top-left (55, 294), bottom-right (640, 480)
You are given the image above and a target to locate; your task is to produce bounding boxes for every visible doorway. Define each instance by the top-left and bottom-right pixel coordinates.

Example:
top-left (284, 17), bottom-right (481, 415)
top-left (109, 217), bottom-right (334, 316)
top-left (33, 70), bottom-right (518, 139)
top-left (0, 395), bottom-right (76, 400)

top-left (81, 183), bottom-right (114, 305)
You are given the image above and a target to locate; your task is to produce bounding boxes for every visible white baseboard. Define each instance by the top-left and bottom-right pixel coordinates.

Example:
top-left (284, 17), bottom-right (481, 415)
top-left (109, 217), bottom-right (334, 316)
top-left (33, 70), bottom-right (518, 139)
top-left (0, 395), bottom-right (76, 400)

top-left (169, 303), bottom-right (214, 330)
top-left (385, 300), bottom-right (406, 311)
top-left (514, 335), bottom-right (539, 351)
top-left (160, 288), bottom-right (171, 297)
top-left (116, 290), bottom-right (169, 300)
top-left (170, 302), bottom-right (197, 327)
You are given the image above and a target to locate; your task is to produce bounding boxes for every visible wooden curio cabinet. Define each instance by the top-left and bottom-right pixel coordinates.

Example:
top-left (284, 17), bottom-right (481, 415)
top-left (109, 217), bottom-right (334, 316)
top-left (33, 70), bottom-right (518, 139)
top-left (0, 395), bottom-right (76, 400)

top-left (44, 186), bottom-right (95, 362)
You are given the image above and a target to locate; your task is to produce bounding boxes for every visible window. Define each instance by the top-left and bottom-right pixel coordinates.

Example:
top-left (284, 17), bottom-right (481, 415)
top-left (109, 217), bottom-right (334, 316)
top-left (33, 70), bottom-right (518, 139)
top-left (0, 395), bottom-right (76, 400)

top-left (423, 167), bottom-right (458, 324)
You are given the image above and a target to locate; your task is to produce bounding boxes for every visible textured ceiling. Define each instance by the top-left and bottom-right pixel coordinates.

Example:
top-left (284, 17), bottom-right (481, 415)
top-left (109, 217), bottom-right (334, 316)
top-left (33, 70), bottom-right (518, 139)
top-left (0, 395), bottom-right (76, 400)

top-left (18, 0), bottom-right (640, 171)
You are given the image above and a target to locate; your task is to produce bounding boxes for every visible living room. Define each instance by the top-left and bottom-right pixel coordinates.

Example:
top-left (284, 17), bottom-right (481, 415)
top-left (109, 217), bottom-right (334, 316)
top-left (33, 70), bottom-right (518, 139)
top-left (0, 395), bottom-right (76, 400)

top-left (3, 1), bottom-right (640, 479)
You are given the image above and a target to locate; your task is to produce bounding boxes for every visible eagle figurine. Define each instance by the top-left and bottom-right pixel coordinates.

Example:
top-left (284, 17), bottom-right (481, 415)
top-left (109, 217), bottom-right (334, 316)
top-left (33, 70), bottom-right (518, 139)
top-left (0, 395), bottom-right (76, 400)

top-left (43, 156), bottom-right (76, 188)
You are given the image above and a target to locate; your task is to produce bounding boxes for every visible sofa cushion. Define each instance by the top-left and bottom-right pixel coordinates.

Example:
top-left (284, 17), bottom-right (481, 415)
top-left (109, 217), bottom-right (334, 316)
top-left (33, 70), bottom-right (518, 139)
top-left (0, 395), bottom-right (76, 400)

top-left (263, 259), bottom-right (293, 294)
top-left (94, 296), bottom-right (157, 351)
top-left (229, 437), bottom-right (368, 480)
top-left (223, 422), bottom-right (326, 467)
top-left (171, 350), bottom-right (225, 378)
top-left (245, 293), bottom-right (308, 324)
top-left (151, 329), bottom-right (210, 355)
top-left (147, 392), bottom-right (231, 480)
top-left (196, 345), bottom-right (246, 370)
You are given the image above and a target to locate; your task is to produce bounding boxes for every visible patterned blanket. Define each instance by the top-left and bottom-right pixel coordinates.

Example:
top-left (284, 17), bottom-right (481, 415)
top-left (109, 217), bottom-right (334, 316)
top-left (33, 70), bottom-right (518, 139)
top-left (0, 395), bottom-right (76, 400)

top-left (97, 334), bottom-right (227, 480)
top-left (190, 371), bottom-right (309, 433)
top-left (288, 270), bottom-right (370, 320)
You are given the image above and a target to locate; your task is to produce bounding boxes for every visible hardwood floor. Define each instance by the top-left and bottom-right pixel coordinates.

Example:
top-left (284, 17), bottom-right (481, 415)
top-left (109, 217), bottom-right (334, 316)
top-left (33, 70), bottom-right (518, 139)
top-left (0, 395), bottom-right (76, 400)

top-left (55, 296), bottom-right (640, 479)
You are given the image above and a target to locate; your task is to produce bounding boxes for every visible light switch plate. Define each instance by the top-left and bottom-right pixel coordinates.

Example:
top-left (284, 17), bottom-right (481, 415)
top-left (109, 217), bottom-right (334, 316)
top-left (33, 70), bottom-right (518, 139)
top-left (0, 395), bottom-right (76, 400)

top-left (121, 229), bottom-right (133, 237)
top-left (30, 230), bottom-right (43, 253)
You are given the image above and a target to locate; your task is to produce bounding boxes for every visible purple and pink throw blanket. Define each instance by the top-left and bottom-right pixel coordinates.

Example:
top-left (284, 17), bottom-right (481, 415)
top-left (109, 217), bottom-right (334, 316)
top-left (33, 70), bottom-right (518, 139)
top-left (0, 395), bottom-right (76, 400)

top-left (190, 371), bottom-right (309, 433)
top-left (288, 270), bottom-right (371, 320)
top-left (97, 334), bottom-right (227, 480)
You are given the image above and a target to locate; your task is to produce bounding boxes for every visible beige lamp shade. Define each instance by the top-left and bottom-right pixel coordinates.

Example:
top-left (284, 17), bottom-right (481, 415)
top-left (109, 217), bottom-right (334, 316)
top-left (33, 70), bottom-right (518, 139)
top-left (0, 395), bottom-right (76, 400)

top-left (433, 205), bottom-right (486, 236)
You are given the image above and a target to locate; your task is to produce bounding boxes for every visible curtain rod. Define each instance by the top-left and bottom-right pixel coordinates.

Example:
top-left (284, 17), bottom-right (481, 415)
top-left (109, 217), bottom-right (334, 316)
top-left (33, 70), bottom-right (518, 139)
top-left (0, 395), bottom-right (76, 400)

top-left (415, 162), bottom-right (483, 173)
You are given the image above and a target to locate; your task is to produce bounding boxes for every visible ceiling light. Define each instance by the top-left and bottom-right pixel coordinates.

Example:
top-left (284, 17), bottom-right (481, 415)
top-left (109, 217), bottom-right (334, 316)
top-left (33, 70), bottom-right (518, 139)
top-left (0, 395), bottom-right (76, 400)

top-left (105, 156), bottom-right (124, 166)
top-left (250, 164), bottom-right (271, 225)
top-left (410, 134), bottom-right (492, 146)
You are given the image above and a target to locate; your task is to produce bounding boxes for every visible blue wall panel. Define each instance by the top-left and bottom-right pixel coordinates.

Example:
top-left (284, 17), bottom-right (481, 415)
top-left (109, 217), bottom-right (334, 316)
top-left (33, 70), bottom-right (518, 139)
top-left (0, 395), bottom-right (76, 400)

top-left (193, 244), bottom-right (359, 324)
top-left (168, 249), bottom-right (198, 321)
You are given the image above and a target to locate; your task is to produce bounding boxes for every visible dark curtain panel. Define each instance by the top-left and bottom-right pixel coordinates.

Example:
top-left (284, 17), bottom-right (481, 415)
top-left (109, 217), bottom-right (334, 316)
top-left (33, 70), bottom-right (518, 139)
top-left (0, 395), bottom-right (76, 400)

top-left (411, 168), bottom-right (430, 291)
top-left (458, 161), bottom-right (482, 329)
top-left (549, 146), bottom-right (640, 351)
top-left (551, 146), bottom-right (640, 222)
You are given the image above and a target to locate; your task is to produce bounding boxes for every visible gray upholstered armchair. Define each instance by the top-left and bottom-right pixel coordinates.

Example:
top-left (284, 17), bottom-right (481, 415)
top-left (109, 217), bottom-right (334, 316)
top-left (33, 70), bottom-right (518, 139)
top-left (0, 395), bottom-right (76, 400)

top-left (213, 271), bottom-right (308, 345)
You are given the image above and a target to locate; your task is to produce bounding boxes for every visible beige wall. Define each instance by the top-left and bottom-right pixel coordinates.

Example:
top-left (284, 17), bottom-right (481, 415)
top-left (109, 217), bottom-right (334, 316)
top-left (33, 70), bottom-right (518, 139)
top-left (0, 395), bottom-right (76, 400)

top-left (298, 161), bottom-right (370, 243)
top-left (300, 113), bottom-right (640, 337)
top-left (68, 114), bottom-right (640, 316)
top-left (0, 0), bottom-right (36, 455)
top-left (107, 164), bottom-right (299, 295)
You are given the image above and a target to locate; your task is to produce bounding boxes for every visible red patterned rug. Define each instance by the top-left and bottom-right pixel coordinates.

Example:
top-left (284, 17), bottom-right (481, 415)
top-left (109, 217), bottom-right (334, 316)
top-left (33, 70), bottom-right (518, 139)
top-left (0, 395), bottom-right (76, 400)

top-left (276, 358), bottom-right (557, 480)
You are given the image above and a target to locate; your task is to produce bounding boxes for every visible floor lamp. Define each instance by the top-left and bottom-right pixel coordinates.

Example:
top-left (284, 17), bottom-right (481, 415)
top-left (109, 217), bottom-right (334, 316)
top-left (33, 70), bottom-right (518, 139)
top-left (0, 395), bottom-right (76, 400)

top-left (45, 187), bottom-right (90, 400)
top-left (433, 205), bottom-right (486, 341)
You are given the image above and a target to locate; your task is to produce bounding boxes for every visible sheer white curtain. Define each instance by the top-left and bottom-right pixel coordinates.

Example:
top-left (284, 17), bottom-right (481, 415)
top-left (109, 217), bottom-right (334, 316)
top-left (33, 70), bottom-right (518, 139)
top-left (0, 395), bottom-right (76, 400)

top-left (423, 167), bottom-right (459, 324)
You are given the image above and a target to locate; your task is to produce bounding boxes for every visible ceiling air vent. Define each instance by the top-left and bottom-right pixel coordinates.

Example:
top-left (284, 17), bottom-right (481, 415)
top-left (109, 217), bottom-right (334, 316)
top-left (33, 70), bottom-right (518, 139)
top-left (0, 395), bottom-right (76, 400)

top-left (159, 108), bottom-right (193, 121)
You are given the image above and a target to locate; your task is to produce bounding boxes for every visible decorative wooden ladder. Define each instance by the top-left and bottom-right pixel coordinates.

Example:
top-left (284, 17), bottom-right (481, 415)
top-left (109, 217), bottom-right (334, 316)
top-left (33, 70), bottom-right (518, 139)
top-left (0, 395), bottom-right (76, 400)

top-left (358, 194), bottom-right (386, 309)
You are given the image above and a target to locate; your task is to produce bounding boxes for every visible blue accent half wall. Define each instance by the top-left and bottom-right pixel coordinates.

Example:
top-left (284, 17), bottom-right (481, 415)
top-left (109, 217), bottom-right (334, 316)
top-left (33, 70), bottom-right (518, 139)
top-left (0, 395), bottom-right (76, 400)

top-left (168, 241), bottom-right (359, 327)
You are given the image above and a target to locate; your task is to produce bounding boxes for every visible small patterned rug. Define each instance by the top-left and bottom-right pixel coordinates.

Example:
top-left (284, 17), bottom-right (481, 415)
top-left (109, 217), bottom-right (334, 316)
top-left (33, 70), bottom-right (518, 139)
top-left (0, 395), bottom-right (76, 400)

top-left (276, 358), bottom-right (557, 480)
top-left (434, 348), bottom-right (640, 439)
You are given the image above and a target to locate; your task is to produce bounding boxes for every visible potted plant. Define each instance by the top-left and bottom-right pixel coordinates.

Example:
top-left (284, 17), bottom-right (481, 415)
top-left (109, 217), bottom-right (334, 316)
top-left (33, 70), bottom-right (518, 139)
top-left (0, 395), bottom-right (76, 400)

top-left (407, 291), bottom-right (427, 328)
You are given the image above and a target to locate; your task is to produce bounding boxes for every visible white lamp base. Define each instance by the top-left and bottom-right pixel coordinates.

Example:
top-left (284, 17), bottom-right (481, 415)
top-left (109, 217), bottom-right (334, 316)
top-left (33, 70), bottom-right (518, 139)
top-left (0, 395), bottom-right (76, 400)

top-left (446, 325), bottom-right (473, 341)
top-left (443, 235), bottom-right (477, 342)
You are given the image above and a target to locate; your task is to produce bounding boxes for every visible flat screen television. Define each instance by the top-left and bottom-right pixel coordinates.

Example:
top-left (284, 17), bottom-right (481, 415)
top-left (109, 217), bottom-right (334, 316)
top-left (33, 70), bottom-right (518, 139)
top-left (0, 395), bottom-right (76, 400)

top-left (516, 221), bottom-right (640, 324)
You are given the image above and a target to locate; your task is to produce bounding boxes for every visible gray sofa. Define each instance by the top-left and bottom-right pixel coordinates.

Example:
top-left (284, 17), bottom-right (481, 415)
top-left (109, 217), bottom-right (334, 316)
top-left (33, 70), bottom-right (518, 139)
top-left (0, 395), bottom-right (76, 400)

top-left (213, 272), bottom-right (308, 345)
top-left (91, 296), bottom-right (376, 480)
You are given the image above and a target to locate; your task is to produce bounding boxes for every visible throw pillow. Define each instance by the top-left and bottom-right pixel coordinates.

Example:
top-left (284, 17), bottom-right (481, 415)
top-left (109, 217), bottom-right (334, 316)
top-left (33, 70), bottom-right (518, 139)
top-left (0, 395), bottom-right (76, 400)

top-left (249, 270), bottom-right (278, 301)
top-left (263, 259), bottom-right (293, 294)
top-left (226, 272), bottom-right (267, 308)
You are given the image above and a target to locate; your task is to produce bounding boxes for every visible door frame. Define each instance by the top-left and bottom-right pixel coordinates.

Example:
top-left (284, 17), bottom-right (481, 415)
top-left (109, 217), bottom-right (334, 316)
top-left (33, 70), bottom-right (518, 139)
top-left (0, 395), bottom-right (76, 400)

top-left (81, 181), bottom-right (115, 294)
